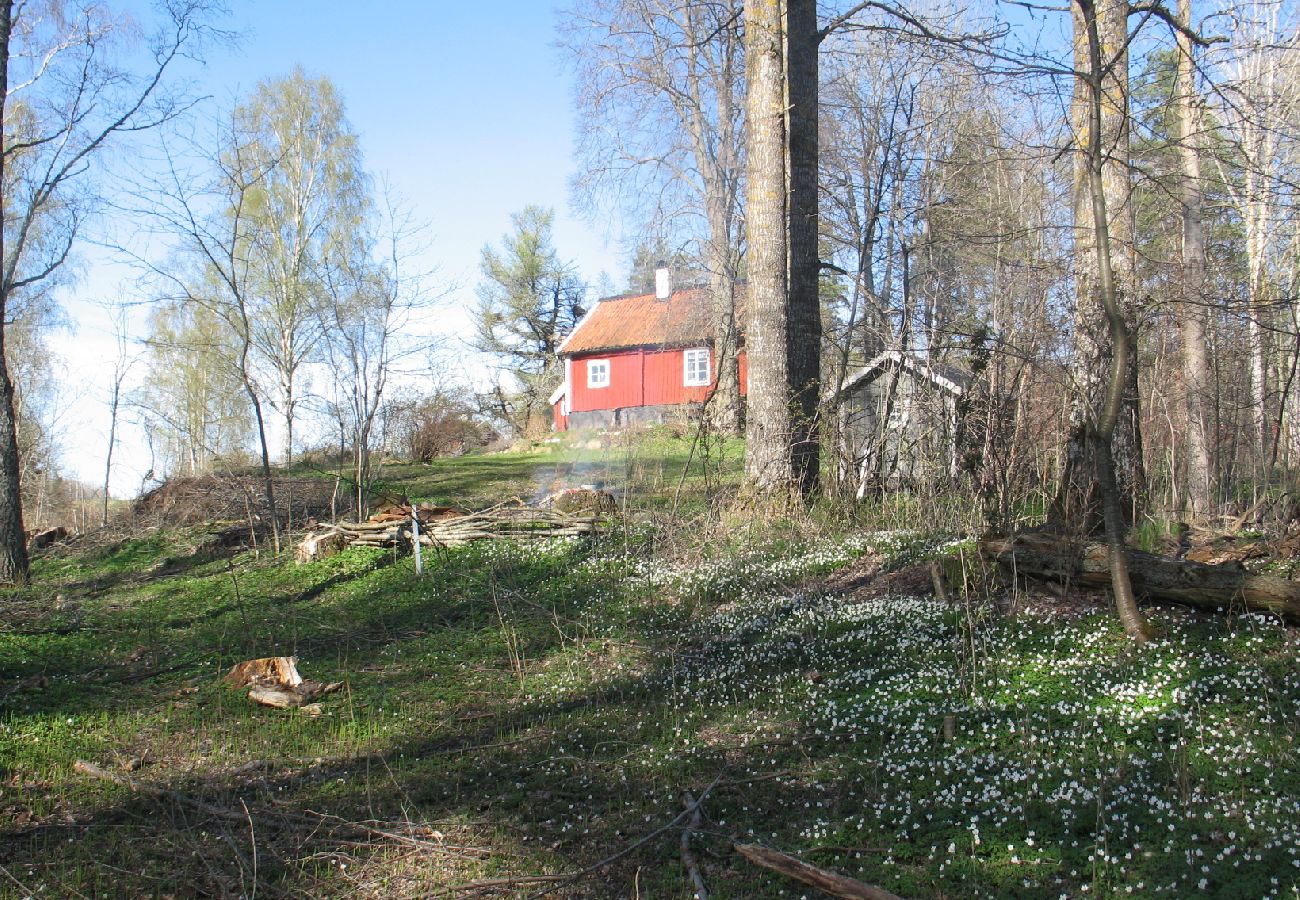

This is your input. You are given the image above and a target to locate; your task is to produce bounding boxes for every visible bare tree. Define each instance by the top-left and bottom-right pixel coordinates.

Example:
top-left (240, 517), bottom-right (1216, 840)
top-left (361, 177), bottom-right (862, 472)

top-left (1051, 0), bottom-right (1146, 534)
top-left (138, 111), bottom-right (284, 553)
top-left (0, 0), bottom-right (217, 582)
top-left (101, 306), bottom-right (134, 526)
top-left (316, 191), bottom-right (439, 519)
top-left (1073, 0), bottom-right (1152, 641)
top-left (1212, 1), bottom-right (1300, 480)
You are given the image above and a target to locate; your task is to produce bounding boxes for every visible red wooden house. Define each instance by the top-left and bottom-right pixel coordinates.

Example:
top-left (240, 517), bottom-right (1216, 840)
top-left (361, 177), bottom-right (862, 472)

top-left (550, 271), bottom-right (746, 430)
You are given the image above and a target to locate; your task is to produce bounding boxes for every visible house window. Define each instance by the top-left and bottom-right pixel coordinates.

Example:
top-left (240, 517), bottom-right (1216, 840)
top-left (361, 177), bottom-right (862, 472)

top-left (587, 358), bottom-right (610, 388)
top-left (683, 348), bottom-right (710, 386)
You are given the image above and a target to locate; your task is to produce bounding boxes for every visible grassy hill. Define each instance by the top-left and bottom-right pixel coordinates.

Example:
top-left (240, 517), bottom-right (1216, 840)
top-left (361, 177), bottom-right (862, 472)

top-left (2, 431), bottom-right (1298, 898)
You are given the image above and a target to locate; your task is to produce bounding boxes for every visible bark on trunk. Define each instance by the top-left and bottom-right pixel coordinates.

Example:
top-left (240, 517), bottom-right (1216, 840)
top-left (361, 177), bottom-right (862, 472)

top-left (241, 362), bottom-right (281, 555)
top-left (1074, 0), bottom-right (1152, 641)
top-left (1177, 0), bottom-right (1213, 518)
top-left (786, 0), bottom-right (821, 497)
top-left (743, 0), bottom-right (795, 495)
top-left (980, 533), bottom-right (1300, 623)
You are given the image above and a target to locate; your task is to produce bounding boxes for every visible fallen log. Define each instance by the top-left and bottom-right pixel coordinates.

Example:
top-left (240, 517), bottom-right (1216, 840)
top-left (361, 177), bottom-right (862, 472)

top-left (733, 843), bottom-right (905, 900)
top-left (980, 533), bottom-right (1300, 622)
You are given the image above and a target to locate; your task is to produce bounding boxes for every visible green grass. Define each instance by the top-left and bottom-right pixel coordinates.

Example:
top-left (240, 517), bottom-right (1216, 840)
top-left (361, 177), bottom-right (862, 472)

top-left (1, 433), bottom-right (1298, 898)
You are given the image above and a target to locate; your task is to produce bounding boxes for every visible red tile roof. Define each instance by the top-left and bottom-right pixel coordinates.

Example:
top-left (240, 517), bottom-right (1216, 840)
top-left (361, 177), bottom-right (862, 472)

top-left (559, 286), bottom-right (740, 355)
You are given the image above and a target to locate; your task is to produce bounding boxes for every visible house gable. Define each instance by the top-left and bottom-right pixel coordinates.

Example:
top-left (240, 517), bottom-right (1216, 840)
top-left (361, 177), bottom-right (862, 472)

top-left (558, 286), bottom-right (715, 356)
top-left (839, 350), bottom-right (966, 399)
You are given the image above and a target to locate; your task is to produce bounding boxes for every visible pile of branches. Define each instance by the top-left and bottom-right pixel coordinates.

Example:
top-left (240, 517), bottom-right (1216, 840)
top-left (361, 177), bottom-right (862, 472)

top-left (310, 502), bottom-right (604, 555)
top-left (134, 475), bottom-right (343, 526)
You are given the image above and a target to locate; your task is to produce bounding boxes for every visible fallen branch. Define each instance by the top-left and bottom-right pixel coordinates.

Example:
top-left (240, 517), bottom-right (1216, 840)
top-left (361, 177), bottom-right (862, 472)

top-left (681, 791), bottom-right (709, 900)
top-left (520, 774), bottom-right (724, 899)
top-left (73, 760), bottom-right (246, 823)
top-left (733, 843), bottom-right (906, 900)
top-left (447, 874), bottom-right (569, 895)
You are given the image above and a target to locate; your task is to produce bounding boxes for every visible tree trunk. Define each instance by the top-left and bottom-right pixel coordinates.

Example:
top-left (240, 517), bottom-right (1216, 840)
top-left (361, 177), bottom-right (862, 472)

top-left (1176, 0), bottom-right (1213, 519)
top-left (786, 0), bottom-right (821, 496)
top-left (103, 377), bottom-right (121, 528)
top-left (1074, 0), bottom-right (1152, 641)
top-left (241, 365), bottom-right (281, 555)
top-left (1054, 0), bottom-right (1145, 534)
top-left (743, 0), bottom-right (795, 496)
top-left (0, 0), bottom-right (30, 584)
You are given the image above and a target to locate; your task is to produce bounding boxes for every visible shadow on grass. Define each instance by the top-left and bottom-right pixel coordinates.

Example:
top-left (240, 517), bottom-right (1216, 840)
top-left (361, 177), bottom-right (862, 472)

top-left (0, 640), bottom-right (824, 898)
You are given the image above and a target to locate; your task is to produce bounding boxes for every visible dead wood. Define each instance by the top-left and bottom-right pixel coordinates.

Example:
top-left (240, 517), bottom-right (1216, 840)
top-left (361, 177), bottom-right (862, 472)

top-left (449, 874), bottom-right (569, 894)
top-left (515, 775), bottom-right (724, 899)
top-left (133, 475), bottom-right (342, 526)
top-left (225, 656), bottom-right (303, 689)
top-left (27, 526), bottom-right (68, 550)
top-left (299, 503), bottom-right (606, 556)
top-left (247, 680), bottom-right (341, 709)
top-left (980, 533), bottom-right (1300, 621)
top-left (733, 843), bottom-right (906, 900)
top-left (225, 656), bottom-right (341, 709)
top-left (73, 760), bottom-right (246, 823)
top-left (681, 791), bottom-right (709, 899)
top-left (295, 529), bottom-right (350, 564)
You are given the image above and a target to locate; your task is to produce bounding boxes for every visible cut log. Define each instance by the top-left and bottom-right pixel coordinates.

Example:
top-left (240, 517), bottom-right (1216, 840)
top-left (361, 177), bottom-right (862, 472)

top-left (225, 656), bottom-right (303, 689)
top-left (295, 529), bottom-right (350, 564)
top-left (980, 533), bottom-right (1300, 622)
top-left (733, 843), bottom-right (905, 900)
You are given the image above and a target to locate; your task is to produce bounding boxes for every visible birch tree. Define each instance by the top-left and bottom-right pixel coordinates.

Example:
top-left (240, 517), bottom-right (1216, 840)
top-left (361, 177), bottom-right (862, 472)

top-left (1213, 1), bottom-right (1300, 478)
top-left (140, 110), bottom-right (284, 552)
top-left (0, 0), bottom-right (215, 582)
top-left (317, 194), bottom-right (437, 519)
top-left (137, 299), bottom-right (252, 476)
top-left (236, 68), bottom-right (368, 466)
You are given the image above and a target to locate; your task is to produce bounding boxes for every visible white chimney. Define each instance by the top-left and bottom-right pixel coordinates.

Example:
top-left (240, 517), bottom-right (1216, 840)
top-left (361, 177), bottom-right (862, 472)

top-left (654, 261), bottom-right (671, 300)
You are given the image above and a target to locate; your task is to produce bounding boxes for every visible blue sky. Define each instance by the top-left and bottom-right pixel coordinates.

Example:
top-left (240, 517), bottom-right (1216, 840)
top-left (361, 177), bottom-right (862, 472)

top-left (53, 1), bottom-right (627, 490)
top-left (187, 1), bottom-right (625, 302)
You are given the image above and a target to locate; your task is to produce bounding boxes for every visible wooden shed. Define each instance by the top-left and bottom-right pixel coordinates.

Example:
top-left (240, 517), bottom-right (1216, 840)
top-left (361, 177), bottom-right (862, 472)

top-left (838, 350), bottom-right (966, 497)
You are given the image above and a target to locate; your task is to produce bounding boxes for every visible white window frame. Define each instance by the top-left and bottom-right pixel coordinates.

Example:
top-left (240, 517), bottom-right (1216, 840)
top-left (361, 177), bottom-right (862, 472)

top-left (683, 347), bottom-right (710, 387)
top-left (586, 358), bottom-right (611, 388)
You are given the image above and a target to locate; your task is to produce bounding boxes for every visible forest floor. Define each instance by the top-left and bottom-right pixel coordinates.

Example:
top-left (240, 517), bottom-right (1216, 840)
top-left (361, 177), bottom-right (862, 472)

top-left (1, 430), bottom-right (1298, 899)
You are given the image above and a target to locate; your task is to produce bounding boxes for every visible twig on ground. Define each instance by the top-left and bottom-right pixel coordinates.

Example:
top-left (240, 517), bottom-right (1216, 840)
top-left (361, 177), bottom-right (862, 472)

top-left (445, 874), bottom-right (569, 896)
top-left (480, 773), bottom-right (727, 900)
top-left (680, 791), bottom-right (709, 899)
top-left (733, 842), bottom-right (907, 900)
top-left (73, 759), bottom-right (246, 822)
